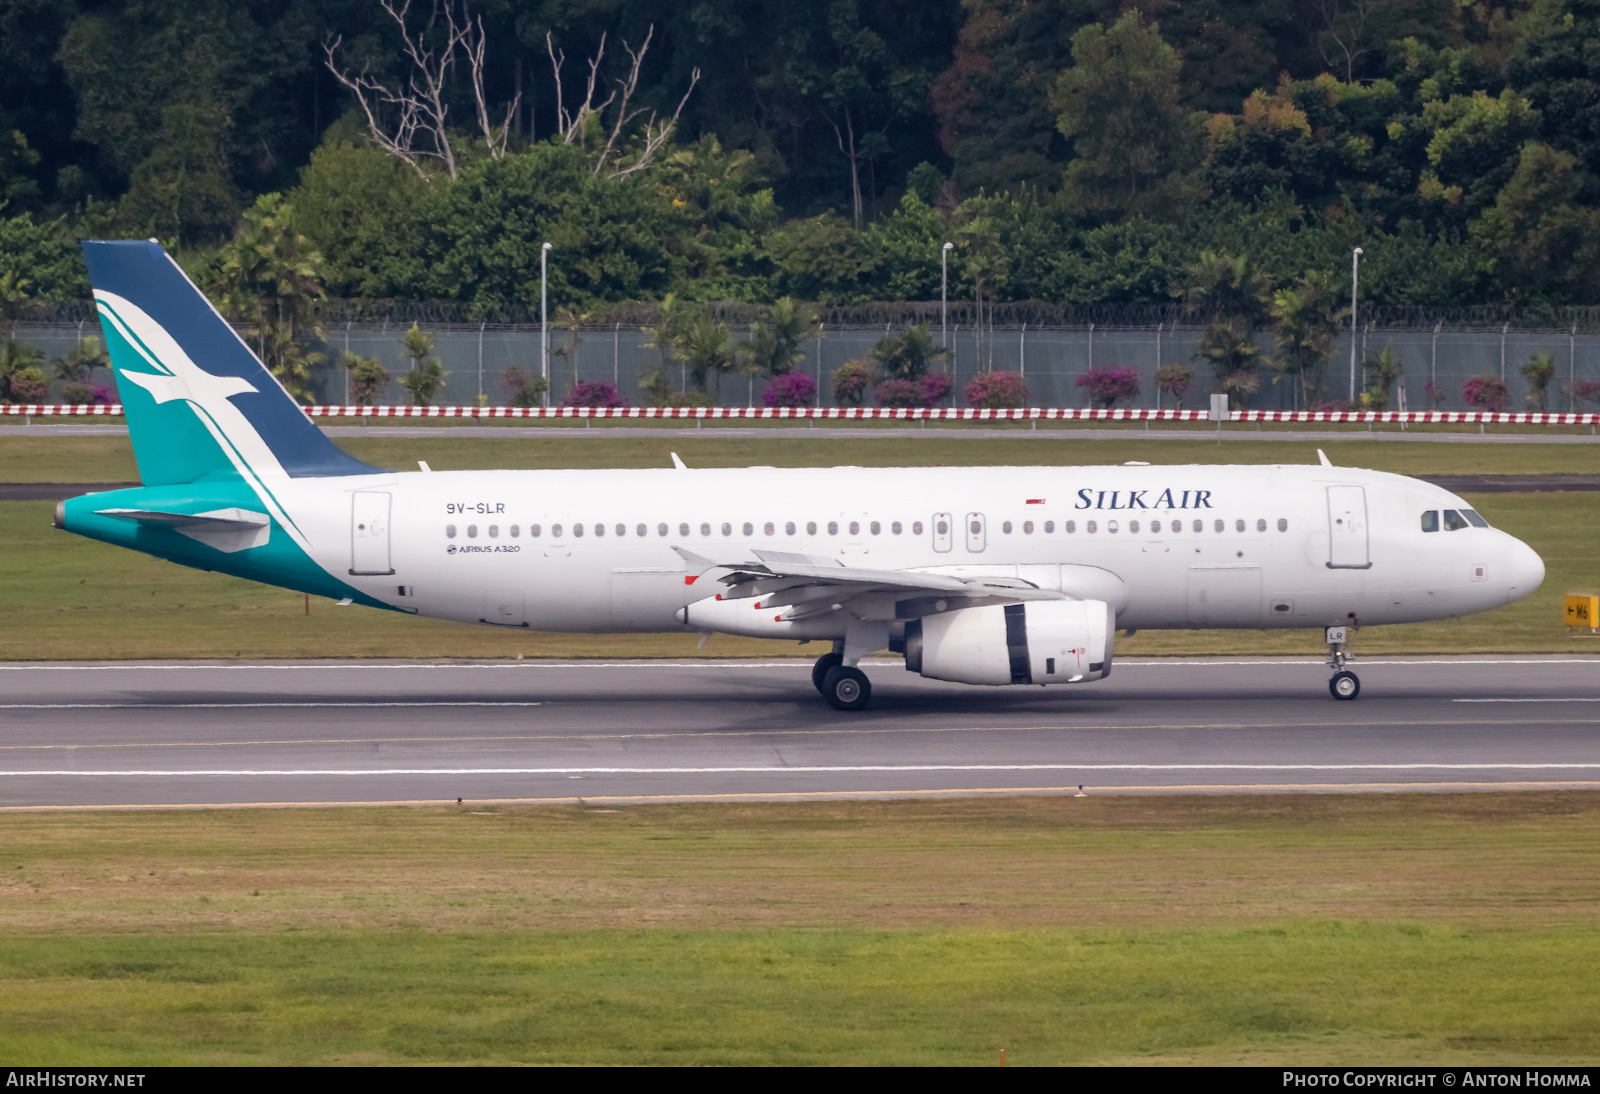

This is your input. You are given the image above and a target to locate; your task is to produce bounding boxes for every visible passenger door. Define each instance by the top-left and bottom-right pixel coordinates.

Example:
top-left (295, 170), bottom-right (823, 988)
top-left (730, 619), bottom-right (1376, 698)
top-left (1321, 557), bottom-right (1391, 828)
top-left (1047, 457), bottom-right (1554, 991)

top-left (1326, 485), bottom-right (1372, 569)
top-left (350, 491), bottom-right (394, 576)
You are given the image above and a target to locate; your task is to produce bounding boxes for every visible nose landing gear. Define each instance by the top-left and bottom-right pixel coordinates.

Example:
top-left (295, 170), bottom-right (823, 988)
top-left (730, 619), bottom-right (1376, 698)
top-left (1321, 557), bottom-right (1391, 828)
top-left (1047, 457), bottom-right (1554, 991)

top-left (1326, 625), bottom-right (1360, 700)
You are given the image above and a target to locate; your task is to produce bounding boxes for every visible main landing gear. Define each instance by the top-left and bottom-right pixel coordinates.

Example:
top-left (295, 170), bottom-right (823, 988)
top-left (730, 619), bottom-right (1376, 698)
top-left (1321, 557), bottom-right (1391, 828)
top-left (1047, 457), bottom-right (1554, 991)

top-left (1326, 625), bottom-right (1360, 701)
top-left (812, 646), bottom-right (872, 712)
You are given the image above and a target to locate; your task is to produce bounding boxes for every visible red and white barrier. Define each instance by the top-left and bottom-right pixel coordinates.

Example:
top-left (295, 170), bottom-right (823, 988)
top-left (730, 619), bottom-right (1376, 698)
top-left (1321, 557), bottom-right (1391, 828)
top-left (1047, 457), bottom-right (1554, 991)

top-left (5, 403), bottom-right (1599, 425)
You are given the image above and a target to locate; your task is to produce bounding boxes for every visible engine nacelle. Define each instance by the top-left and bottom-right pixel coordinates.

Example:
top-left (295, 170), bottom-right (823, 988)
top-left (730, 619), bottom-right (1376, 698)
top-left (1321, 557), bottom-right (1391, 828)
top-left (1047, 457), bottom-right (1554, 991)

top-left (904, 600), bottom-right (1114, 686)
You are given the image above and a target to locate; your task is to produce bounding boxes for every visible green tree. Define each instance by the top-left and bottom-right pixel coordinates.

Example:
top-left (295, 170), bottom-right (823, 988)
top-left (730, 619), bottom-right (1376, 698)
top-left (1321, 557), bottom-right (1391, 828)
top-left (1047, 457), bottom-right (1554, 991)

top-left (1471, 141), bottom-right (1600, 303)
top-left (397, 324), bottom-right (447, 407)
top-left (743, 297), bottom-right (822, 376)
top-left (674, 313), bottom-right (740, 397)
top-left (1050, 12), bottom-right (1192, 220)
top-left (211, 194), bottom-right (326, 403)
top-left (343, 353), bottom-right (390, 407)
top-left (1521, 351), bottom-right (1557, 412)
top-left (1361, 344), bottom-right (1407, 409)
top-left (1268, 272), bottom-right (1342, 408)
top-left (869, 323), bottom-right (947, 381)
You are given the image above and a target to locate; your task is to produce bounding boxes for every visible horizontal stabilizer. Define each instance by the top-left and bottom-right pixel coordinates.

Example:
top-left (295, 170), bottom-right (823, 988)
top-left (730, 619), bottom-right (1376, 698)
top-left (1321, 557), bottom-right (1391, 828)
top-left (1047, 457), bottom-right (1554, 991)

top-left (96, 507), bottom-right (270, 553)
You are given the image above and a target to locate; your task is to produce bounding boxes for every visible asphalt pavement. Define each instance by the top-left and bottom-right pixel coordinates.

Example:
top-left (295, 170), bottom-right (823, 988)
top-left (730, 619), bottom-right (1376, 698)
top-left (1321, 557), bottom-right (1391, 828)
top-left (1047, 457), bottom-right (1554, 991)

top-left (1, 655), bottom-right (1597, 810)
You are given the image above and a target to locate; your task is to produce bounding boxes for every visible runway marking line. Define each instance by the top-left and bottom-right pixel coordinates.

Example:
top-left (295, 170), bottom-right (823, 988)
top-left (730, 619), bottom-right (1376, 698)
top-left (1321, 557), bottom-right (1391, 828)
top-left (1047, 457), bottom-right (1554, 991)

top-left (0, 702), bottom-right (544, 710)
top-left (3, 716), bottom-right (1598, 752)
top-left (5, 781), bottom-right (1600, 812)
top-left (6, 762), bottom-right (1600, 776)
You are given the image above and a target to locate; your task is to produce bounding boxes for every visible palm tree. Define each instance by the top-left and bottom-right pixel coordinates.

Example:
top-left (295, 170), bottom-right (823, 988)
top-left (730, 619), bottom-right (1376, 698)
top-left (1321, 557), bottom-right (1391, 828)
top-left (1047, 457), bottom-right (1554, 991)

top-left (743, 297), bottom-right (821, 377)
top-left (1268, 272), bottom-right (1340, 408)
top-left (213, 194), bottom-right (327, 402)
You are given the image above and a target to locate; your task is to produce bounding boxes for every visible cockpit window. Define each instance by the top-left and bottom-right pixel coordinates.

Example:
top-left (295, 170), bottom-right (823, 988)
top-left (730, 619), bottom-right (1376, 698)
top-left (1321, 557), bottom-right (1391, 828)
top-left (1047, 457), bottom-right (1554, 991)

top-left (1462, 509), bottom-right (1489, 528)
top-left (1421, 511), bottom-right (1439, 533)
top-left (1443, 509), bottom-right (1468, 531)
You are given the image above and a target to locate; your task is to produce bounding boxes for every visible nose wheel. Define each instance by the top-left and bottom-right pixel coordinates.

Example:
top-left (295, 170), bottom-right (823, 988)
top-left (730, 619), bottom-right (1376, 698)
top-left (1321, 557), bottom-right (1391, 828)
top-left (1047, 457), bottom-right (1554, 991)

top-left (1329, 670), bottom-right (1361, 701)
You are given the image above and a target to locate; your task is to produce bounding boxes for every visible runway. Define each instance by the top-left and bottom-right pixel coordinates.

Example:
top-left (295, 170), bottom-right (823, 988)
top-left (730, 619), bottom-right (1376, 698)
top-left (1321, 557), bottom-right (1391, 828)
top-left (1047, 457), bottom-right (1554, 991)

top-left (2, 656), bottom-right (1598, 810)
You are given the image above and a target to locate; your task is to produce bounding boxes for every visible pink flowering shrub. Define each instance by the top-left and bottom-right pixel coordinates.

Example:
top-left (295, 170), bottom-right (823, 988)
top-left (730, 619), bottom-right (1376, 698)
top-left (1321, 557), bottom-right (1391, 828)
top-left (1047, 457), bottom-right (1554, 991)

top-left (964, 370), bottom-right (1029, 409)
top-left (1462, 375), bottom-right (1510, 412)
top-left (874, 372), bottom-right (952, 408)
top-left (763, 371), bottom-right (818, 407)
top-left (561, 380), bottom-right (629, 408)
top-left (1075, 367), bottom-right (1141, 408)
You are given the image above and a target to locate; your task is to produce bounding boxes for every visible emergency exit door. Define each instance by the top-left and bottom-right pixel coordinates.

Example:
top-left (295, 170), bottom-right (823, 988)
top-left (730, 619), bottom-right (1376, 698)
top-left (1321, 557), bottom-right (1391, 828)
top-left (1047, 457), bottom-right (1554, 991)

top-left (350, 491), bottom-right (394, 575)
top-left (1326, 485), bottom-right (1371, 569)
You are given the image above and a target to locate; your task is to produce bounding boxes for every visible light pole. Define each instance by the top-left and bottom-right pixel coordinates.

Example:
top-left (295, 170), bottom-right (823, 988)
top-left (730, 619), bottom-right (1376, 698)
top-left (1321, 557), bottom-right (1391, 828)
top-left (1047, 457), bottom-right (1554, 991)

top-left (540, 242), bottom-right (552, 407)
top-left (941, 242), bottom-right (953, 348)
top-left (1348, 246), bottom-right (1363, 403)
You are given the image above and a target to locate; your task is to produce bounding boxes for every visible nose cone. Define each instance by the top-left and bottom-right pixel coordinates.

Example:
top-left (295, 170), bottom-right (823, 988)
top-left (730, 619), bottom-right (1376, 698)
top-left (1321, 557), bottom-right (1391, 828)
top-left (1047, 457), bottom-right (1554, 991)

top-left (1504, 536), bottom-right (1545, 604)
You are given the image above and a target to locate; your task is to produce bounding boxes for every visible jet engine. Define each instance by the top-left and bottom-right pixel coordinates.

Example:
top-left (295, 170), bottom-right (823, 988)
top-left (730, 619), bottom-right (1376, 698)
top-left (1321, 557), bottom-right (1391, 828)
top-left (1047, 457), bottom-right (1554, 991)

top-left (904, 599), bottom-right (1114, 686)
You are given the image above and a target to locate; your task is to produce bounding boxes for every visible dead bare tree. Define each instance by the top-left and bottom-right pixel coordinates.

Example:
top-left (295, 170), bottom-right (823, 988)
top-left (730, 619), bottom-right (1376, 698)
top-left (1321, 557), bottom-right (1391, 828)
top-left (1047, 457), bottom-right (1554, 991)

top-left (547, 26), bottom-right (700, 178)
top-left (326, 0), bottom-right (519, 179)
top-left (1312, 0), bottom-right (1375, 84)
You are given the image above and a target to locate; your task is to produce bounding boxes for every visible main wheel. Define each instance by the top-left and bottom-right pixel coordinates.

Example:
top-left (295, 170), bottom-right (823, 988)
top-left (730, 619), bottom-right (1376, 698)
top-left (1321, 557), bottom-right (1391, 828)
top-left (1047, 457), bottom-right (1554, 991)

top-left (1329, 670), bottom-right (1361, 701)
top-left (812, 652), bottom-right (844, 694)
top-left (821, 665), bottom-right (872, 711)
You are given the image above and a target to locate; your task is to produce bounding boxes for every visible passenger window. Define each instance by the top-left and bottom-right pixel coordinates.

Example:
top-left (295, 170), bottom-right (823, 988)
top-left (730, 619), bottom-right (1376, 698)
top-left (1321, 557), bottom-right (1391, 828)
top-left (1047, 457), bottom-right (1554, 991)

top-left (828, 522), bottom-right (839, 535)
top-left (1023, 521), bottom-right (1033, 534)
top-left (849, 521), bottom-right (860, 535)
top-left (891, 521), bottom-right (902, 535)
top-left (1065, 521), bottom-right (1076, 533)
top-left (1128, 520), bottom-right (1138, 534)
top-left (488, 525), bottom-right (499, 538)
top-left (1421, 511), bottom-right (1439, 533)
top-left (1192, 519), bottom-right (1203, 533)
top-left (1087, 521), bottom-right (1097, 534)
top-left (913, 521), bottom-right (924, 535)
top-left (700, 523), bottom-right (711, 537)
top-left (807, 521), bottom-right (818, 535)
top-left (1256, 518), bottom-right (1266, 532)
top-left (510, 525), bottom-right (520, 538)
top-left (551, 524), bottom-right (563, 538)
top-left (618, 524), bottom-right (627, 537)
top-left (1277, 518), bottom-right (1288, 532)
top-left (764, 522), bottom-right (775, 536)
top-left (784, 522), bottom-right (795, 535)
top-left (722, 522), bottom-right (733, 536)
top-left (594, 523), bottom-right (605, 537)
top-left (1443, 509), bottom-right (1468, 531)
top-left (636, 524), bottom-right (646, 537)
top-left (1044, 521), bottom-right (1054, 533)
top-left (870, 521), bottom-right (881, 535)
top-left (531, 524), bottom-right (542, 538)
top-left (573, 524), bottom-right (584, 538)
top-left (1107, 520), bottom-right (1118, 533)
top-left (658, 523), bottom-right (667, 537)
top-left (678, 523), bottom-right (689, 537)
top-left (1151, 519), bottom-right (1161, 533)
top-left (1462, 509), bottom-right (1489, 528)
top-left (1214, 519), bottom-right (1224, 533)
top-left (446, 524), bottom-right (457, 538)
top-left (1235, 519), bottom-right (1245, 533)
top-left (742, 522), bottom-right (753, 536)
top-left (934, 519), bottom-right (947, 535)
top-left (1002, 521), bottom-right (1013, 534)
top-left (467, 524), bottom-right (478, 538)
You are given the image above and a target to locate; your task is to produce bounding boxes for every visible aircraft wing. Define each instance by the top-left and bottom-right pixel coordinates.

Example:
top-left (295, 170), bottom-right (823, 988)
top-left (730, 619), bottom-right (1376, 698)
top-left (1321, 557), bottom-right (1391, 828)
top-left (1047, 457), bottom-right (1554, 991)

top-left (673, 546), bottom-right (1062, 621)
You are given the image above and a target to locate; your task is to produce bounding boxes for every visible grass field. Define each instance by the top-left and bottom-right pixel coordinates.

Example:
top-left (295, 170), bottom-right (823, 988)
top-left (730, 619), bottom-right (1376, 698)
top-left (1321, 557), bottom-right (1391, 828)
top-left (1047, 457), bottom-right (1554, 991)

top-left (5, 430), bottom-right (1600, 481)
top-left (1, 793), bottom-right (1597, 1065)
top-left (1, 433), bottom-right (1595, 659)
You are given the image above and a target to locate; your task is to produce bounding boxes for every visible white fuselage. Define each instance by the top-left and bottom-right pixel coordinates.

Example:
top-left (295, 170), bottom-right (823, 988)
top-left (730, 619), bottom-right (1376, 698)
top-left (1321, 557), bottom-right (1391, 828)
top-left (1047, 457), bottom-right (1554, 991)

top-left (279, 462), bottom-right (1545, 640)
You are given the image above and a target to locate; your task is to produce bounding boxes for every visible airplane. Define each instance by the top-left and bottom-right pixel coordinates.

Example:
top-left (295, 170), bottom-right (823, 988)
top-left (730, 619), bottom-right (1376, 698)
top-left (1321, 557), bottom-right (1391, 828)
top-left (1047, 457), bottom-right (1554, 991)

top-left (53, 240), bottom-right (1546, 710)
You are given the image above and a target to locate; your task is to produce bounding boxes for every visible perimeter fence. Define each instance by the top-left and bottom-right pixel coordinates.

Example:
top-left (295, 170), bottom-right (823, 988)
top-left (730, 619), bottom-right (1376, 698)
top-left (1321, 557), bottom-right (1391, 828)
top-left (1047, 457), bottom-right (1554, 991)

top-left (10, 317), bottom-right (1600, 413)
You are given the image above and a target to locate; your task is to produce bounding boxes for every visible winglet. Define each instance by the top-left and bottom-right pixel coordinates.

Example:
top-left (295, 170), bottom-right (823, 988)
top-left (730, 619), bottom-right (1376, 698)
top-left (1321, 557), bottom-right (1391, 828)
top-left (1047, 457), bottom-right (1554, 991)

top-left (671, 452), bottom-right (687, 470)
top-left (1317, 449), bottom-right (1332, 467)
